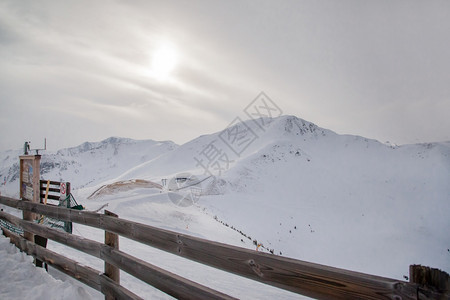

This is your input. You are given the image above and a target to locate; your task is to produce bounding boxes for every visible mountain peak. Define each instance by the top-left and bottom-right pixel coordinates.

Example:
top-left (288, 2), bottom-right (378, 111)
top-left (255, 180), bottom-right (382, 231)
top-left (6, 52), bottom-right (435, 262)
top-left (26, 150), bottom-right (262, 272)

top-left (56, 137), bottom-right (171, 156)
top-left (270, 115), bottom-right (326, 135)
top-left (236, 115), bottom-right (331, 142)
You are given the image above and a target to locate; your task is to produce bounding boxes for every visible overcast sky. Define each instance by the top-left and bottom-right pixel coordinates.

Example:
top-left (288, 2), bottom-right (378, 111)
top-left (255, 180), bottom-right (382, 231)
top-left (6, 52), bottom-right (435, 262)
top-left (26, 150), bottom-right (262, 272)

top-left (1, 0), bottom-right (449, 151)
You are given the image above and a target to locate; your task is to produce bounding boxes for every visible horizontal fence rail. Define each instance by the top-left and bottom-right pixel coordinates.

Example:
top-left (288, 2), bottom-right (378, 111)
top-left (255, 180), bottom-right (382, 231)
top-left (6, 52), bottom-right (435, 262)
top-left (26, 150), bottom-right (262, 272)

top-left (0, 204), bottom-right (235, 300)
top-left (2, 227), bottom-right (142, 300)
top-left (1, 195), bottom-right (448, 300)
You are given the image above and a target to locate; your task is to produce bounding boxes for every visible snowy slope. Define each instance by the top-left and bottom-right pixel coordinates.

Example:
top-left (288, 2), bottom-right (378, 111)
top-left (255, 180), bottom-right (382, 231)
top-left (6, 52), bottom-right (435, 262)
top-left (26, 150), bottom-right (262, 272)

top-left (200, 118), bottom-right (450, 279)
top-left (110, 116), bottom-right (329, 182)
top-left (0, 137), bottom-right (177, 197)
top-left (219, 117), bottom-right (449, 278)
top-left (1, 116), bottom-right (449, 299)
top-left (0, 149), bottom-right (22, 194)
top-left (44, 137), bottom-right (177, 188)
top-left (83, 115), bottom-right (450, 280)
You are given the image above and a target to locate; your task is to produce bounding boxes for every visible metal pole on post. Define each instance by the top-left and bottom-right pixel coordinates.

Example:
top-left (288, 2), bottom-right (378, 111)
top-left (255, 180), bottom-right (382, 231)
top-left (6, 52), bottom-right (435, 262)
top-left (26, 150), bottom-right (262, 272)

top-left (104, 210), bottom-right (119, 300)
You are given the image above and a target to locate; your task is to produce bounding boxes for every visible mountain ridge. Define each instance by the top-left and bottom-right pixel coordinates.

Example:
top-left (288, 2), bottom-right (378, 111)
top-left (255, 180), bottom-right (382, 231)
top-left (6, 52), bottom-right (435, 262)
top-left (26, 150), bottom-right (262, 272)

top-left (0, 137), bottom-right (178, 195)
top-left (1, 116), bottom-right (449, 193)
top-left (0, 115), bottom-right (449, 282)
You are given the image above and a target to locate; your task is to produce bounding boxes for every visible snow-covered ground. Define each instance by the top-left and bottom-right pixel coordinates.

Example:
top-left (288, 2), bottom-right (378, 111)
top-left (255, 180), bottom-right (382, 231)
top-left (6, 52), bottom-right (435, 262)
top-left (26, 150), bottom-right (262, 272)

top-left (0, 234), bottom-right (97, 299)
top-left (1, 115), bottom-right (449, 299)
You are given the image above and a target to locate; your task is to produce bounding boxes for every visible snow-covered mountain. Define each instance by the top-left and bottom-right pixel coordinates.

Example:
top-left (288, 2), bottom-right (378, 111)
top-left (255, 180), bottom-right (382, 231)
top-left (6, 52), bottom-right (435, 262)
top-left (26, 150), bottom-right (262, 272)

top-left (1, 115), bottom-right (449, 299)
top-left (0, 137), bottom-right (177, 197)
top-left (106, 115), bottom-right (449, 279)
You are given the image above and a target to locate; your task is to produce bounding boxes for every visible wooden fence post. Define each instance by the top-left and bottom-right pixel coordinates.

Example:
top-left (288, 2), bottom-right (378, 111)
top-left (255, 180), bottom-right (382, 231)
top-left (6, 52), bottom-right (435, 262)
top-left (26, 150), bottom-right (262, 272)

top-left (20, 155), bottom-right (41, 242)
top-left (104, 210), bottom-right (119, 300)
top-left (410, 264), bottom-right (449, 298)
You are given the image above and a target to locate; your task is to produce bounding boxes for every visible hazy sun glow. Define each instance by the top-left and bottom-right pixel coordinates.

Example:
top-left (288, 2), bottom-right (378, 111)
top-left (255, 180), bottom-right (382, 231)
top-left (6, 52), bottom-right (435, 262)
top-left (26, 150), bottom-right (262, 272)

top-left (151, 43), bottom-right (178, 80)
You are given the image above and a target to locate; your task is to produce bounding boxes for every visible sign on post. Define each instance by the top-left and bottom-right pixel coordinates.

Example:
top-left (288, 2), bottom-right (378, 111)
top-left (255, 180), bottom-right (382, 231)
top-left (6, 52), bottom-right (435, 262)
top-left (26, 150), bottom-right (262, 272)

top-left (19, 155), bottom-right (41, 241)
top-left (60, 182), bottom-right (67, 199)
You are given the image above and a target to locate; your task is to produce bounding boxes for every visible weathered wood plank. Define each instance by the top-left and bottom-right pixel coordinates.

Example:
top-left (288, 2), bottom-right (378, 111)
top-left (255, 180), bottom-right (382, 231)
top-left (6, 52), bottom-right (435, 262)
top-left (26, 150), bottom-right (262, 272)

top-left (104, 210), bottom-right (120, 300)
top-left (410, 265), bottom-right (450, 299)
top-left (410, 265), bottom-right (450, 291)
top-left (43, 180), bottom-right (51, 205)
top-left (0, 196), bottom-right (424, 300)
top-left (2, 227), bottom-right (101, 291)
top-left (1, 228), bottom-right (142, 300)
top-left (40, 180), bottom-right (62, 186)
top-left (99, 274), bottom-right (143, 300)
top-left (39, 194), bottom-right (61, 201)
top-left (21, 198), bottom-right (35, 242)
top-left (100, 245), bottom-right (237, 300)
top-left (40, 187), bottom-right (61, 193)
top-left (1, 209), bottom-right (236, 300)
top-left (97, 217), bottom-right (420, 298)
top-left (0, 210), bottom-right (101, 258)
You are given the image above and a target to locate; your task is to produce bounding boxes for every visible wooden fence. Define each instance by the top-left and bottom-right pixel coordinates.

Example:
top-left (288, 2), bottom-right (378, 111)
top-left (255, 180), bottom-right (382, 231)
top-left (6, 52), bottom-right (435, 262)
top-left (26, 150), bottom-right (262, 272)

top-left (39, 180), bottom-right (71, 204)
top-left (0, 195), bottom-right (448, 300)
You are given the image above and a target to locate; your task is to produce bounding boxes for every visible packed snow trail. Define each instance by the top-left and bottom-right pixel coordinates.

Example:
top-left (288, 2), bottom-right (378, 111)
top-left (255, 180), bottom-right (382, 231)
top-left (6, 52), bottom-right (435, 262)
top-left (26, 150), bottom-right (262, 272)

top-left (0, 234), bottom-right (97, 300)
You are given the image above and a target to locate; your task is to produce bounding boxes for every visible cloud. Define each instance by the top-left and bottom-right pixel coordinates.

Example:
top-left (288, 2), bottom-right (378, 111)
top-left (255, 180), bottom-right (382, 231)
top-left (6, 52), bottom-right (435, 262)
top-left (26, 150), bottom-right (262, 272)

top-left (1, 0), bottom-right (449, 151)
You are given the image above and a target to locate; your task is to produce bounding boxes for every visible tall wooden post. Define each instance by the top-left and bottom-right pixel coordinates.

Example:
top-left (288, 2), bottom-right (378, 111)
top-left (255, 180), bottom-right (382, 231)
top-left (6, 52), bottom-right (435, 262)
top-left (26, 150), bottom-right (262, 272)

top-left (410, 265), bottom-right (449, 298)
top-left (19, 155), bottom-right (41, 241)
top-left (104, 210), bottom-right (119, 300)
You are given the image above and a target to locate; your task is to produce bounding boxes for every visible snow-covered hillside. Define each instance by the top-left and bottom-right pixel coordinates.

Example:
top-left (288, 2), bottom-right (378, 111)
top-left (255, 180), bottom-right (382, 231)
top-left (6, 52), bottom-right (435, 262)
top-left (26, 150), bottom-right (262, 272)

top-left (1, 115), bottom-right (449, 299)
top-left (0, 137), bottom-right (177, 197)
top-left (109, 115), bottom-right (449, 279)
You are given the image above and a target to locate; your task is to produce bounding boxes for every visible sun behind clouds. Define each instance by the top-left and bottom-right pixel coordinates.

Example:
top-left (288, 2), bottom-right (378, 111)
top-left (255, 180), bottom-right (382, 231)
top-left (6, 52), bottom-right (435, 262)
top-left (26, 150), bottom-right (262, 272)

top-left (151, 42), bottom-right (178, 81)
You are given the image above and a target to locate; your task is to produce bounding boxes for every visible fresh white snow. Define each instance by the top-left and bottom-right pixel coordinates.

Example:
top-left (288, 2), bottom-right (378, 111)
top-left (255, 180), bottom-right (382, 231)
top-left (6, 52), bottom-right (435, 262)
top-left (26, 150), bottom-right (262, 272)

top-left (0, 234), bottom-right (97, 300)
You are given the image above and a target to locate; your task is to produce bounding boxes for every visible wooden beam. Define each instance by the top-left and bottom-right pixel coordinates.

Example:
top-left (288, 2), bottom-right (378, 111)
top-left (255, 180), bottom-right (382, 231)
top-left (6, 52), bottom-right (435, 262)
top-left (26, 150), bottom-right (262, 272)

top-left (21, 200), bottom-right (34, 242)
top-left (410, 265), bottom-right (450, 299)
top-left (0, 209), bottom-right (235, 300)
top-left (40, 187), bottom-right (61, 193)
top-left (0, 196), bottom-right (425, 300)
top-left (104, 210), bottom-right (119, 300)
top-left (0, 210), bottom-right (101, 258)
top-left (1, 228), bottom-right (143, 300)
top-left (40, 180), bottom-right (62, 186)
top-left (100, 245), bottom-right (237, 300)
top-left (43, 180), bottom-right (50, 205)
top-left (99, 274), bottom-right (143, 300)
top-left (39, 194), bottom-right (61, 201)
top-left (2, 227), bottom-right (101, 291)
